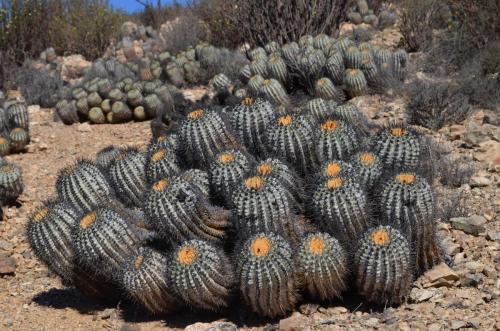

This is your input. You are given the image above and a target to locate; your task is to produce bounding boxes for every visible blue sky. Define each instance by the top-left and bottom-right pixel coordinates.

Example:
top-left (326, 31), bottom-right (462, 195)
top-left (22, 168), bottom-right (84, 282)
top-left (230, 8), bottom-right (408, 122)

top-left (109, 0), bottom-right (187, 13)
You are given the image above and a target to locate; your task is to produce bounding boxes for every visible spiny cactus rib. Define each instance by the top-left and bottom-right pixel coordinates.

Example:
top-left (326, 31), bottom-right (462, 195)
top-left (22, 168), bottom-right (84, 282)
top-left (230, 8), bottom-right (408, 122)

top-left (168, 240), bottom-right (234, 310)
top-left (311, 177), bottom-right (369, 242)
top-left (266, 114), bottom-right (318, 175)
top-left (56, 160), bottom-right (113, 213)
top-left (180, 169), bottom-right (210, 197)
top-left (351, 151), bottom-right (383, 190)
top-left (297, 232), bottom-right (348, 300)
top-left (355, 225), bottom-right (413, 305)
top-left (144, 176), bottom-right (229, 243)
top-left (315, 78), bottom-right (345, 102)
top-left (9, 127), bottom-right (29, 152)
top-left (108, 148), bottom-right (147, 207)
top-left (236, 233), bottom-right (297, 318)
top-left (372, 123), bottom-right (423, 168)
top-left (121, 247), bottom-right (178, 314)
top-left (344, 69), bottom-right (367, 97)
top-left (316, 118), bottom-right (360, 162)
top-left (7, 102), bottom-right (29, 129)
top-left (259, 79), bottom-right (289, 105)
top-left (145, 144), bottom-right (180, 183)
top-left (96, 145), bottom-right (122, 170)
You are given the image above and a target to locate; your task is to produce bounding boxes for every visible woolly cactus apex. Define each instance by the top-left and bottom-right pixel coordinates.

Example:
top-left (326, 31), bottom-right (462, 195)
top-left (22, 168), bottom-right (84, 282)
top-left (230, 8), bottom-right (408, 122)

top-left (121, 247), bottom-right (177, 314)
top-left (110, 101), bottom-right (132, 123)
top-left (232, 176), bottom-right (298, 237)
top-left (281, 42), bottom-right (300, 63)
top-left (180, 169), bottom-right (210, 197)
top-left (372, 123), bottom-right (423, 168)
top-left (304, 98), bottom-right (333, 122)
top-left (265, 41), bottom-right (280, 54)
top-left (145, 144), bottom-right (180, 183)
top-left (9, 127), bottom-right (29, 152)
top-left (56, 100), bottom-right (79, 125)
top-left (259, 79), bottom-right (289, 105)
top-left (239, 65), bottom-right (252, 84)
top-left (247, 74), bottom-right (265, 94)
top-left (26, 201), bottom-right (79, 282)
top-left (236, 233), bottom-right (297, 318)
top-left (267, 54), bottom-right (289, 84)
top-left (311, 177), bottom-right (369, 242)
top-left (325, 51), bottom-right (345, 84)
top-left (226, 97), bottom-right (274, 156)
top-left (168, 240), bottom-right (234, 311)
top-left (393, 49), bottom-right (409, 82)
top-left (344, 46), bottom-right (363, 69)
top-left (73, 207), bottom-right (142, 277)
top-left (0, 136), bottom-right (11, 156)
top-left (266, 114), bottom-right (318, 174)
top-left (315, 77), bottom-right (345, 102)
top-left (297, 232), bottom-right (348, 300)
top-left (143, 94), bottom-right (163, 118)
top-left (315, 159), bottom-right (356, 184)
top-left (144, 176), bottom-right (229, 243)
top-left (96, 145), bottom-right (121, 170)
top-left (108, 147), bottom-right (147, 208)
top-left (355, 225), bottom-right (413, 305)
top-left (255, 158), bottom-right (304, 210)
top-left (209, 148), bottom-right (254, 204)
top-left (316, 118), bottom-right (360, 162)
top-left (56, 160), bottom-right (112, 213)
top-left (178, 107), bottom-right (238, 168)
top-left (211, 73), bottom-right (233, 92)
top-left (351, 151), bottom-right (383, 190)
top-left (248, 47), bottom-right (267, 61)
top-left (7, 102), bottom-right (29, 129)
top-left (0, 163), bottom-right (23, 203)
top-left (249, 59), bottom-right (268, 77)
top-left (133, 106), bottom-right (147, 121)
top-left (344, 69), bottom-right (368, 98)
top-left (380, 171), bottom-right (440, 274)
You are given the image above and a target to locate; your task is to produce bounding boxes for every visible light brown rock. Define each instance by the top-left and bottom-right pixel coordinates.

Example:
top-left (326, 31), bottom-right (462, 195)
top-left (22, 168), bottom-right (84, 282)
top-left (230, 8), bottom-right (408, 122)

top-left (60, 55), bottom-right (91, 81)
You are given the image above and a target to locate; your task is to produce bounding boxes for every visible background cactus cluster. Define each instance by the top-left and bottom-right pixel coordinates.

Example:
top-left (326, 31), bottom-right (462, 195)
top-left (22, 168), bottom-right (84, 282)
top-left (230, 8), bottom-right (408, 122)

top-left (347, 0), bottom-right (397, 30)
top-left (211, 32), bottom-right (408, 105)
top-left (27, 93), bottom-right (443, 318)
top-left (0, 91), bottom-right (31, 156)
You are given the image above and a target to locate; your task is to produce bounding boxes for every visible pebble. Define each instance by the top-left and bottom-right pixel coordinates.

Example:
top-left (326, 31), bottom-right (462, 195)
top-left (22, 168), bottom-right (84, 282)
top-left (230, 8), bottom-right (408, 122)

top-left (465, 261), bottom-right (485, 273)
top-left (278, 314), bottom-right (310, 331)
top-left (486, 231), bottom-right (500, 241)
top-left (0, 240), bottom-right (14, 251)
top-left (185, 322), bottom-right (238, 331)
top-left (363, 318), bottom-right (379, 327)
top-left (77, 123), bottom-right (92, 132)
top-left (461, 273), bottom-right (482, 287)
top-left (470, 176), bottom-right (492, 187)
top-left (298, 303), bottom-right (319, 315)
top-left (451, 216), bottom-right (486, 236)
top-left (0, 256), bottom-right (16, 275)
top-left (423, 263), bottom-right (459, 288)
top-left (410, 288), bottom-right (438, 303)
top-left (451, 320), bottom-right (467, 330)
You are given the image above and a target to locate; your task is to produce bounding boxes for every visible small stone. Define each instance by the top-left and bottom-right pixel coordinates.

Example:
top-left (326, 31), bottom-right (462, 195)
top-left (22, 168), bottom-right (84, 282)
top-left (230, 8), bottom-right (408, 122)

top-left (443, 242), bottom-right (461, 256)
top-left (279, 313), bottom-right (309, 331)
top-left (486, 231), bottom-right (500, 241)
top-left (398, 322), bottom-right (411, 331)
top-left (120, 323), bottom-right (141, 331)
top-left (451, 320), bottom-right (467, 330)
top-left (448, 125), bottom-right (466, 140)
top-left (468, 318), bottom-right (481, 329)
top-left (99, 308), bottom-right (115, 320)
top-left (363, 318), bottom-right (379, 327)
top-left (465, 261), bottom-right (484, 273)
top-left (77, 123), bottom-right (92, 132)
top-left (470, 176), bottom-right (491, 187)
top-left (410, 288), bottom-right (438, 303)
top-left (299, 303), bottom-right (319, 315)
top-left (423, 263), bottom-right (459, 288)
top-left (428, 323), bottom-right (441, 331)
top-left (451, 216), bottom-right (486, 236)
top-left (185, 322), bottom-right (238, 331)
top-left (461, 273), bottom-right (482, 287)
top-left (0, 256), bottom-right (16, 275)
top-left (0, 240), bottom-right (14, 251)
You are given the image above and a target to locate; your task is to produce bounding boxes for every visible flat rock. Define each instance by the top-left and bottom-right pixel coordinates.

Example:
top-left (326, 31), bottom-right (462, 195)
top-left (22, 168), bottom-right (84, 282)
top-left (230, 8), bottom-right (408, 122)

top-left (410, 288), bottom-right (439, 303)
top-left (465, 261), bottom-right (484, 273)
top-left (451, 216), bottom-right (486, 236)
top-left (461, 273), bottom-right (482, 287)
top-left (423, 263), bottom-right (459, 288)
top-left (185, 322), bottom-right (238, 331)
top-left (279, 313), bottom-right (310, 331)
top-left (77, 123), bottom-right (92, 133)
top-left (0, 256), bottom-right (16, 275)
top-left (451, 320), bottom-right (468, 330)
top-left (470, 176), bottom-right (492, 187)
top-left (486, 231), bottom-right (500, 241)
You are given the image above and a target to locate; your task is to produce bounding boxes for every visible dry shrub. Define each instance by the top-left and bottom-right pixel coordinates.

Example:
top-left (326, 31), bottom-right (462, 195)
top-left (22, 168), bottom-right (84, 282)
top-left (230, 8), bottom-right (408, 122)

top-left (14, 66), bottom-right (63, 108)
top-left (161, 13), bottom-right (207, 54)
top-left (399, 0), bottom-right (444, 51)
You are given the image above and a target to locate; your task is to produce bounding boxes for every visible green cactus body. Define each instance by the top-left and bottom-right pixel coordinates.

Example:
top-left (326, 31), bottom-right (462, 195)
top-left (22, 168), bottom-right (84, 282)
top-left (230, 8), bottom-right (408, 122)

top-left (72, 87), bottom-right (88, 100)
top-left (56, 100), bottom-right (79, 125)
top-left (393, 49), bottom-right (409, 82)
top-left (372, 124), bottom-right (423, 168)
top-left (248, 47), bottom-right (267, 61)
top-left (108, 148), bottom-right (147, 208)
top-left (325, 51), bottom-right (345, 84)
top-left (351, 151), bottom-right (383, 190)
top-left (97, 79), bottom-right (113, 98)
top-left (316, 118), bottom-right (360, 162)
top-left (165, 63), bottom-right (185, 87)
top-left (168, 240), bottom-right (234, 311)
top-left (331, 103), bottom-right (363, 124)
top-left (127, 89), bottom-right (144, 108)
top-left (87, 92), bottom-right (102, 108)
top-left (239, 65), bottom-right (252, 83)
top-left (336, 37), bottom-right (355, 57)
top-left (311, 177), bottom-right (369, 241)
top-left (260, 79), bottom-right (289, 105)
top-left (9, 127), bottom-right (29, 152)
top-left (304, 98), bottom-right (332, 122)
top-left (354, 225), bottom-right (413, 305)
top-left (249, 59), bottom-right (268, 77)
top-left (299, 34), bottom-right (314, 48)
top-left (133, 106), bottom-right (146, 121)
top-left (315, 77), bottom-right (345, 102)
top-left (144, 176), bottom-right (229, 243)
top-left (96, 145), bottom-right (121, 170)
top-left (180, 169), bottom-right (210, 197)
top-left (108, 89), bottom-right (125, 103)
top-left (0, 136), bottom-right (11, 156)
top-left (300, 49), bottom-right (326, 78)
top-left (267, 54), bottom-right (288, 84)
top-left (247, 74), bottom-right (265, 94)
top-left (313, 33), bottom-right (331, 53)
top-left (374, 48), bottom-right (392, 67)
top-left (178, 107), bottom-right (238, 169)
top-left (361, 57), bottom-right (379, 86)
top-left (211, 73), bottom-right (233, 92)
top-left (344, 69), bottom-right (368, 97)
top-left (380, 172), bottom-right (440, 274)
top-left (111, 101), bottom-right (132, 123)
top-left (101, 99), bottom-right (112, 114)
top-left (209, 148), bottom-right (253, 204)
top-left (143, 94), bottom-right (163, 119)
top-left (281, 42), bottom-right (300, 64)
top-left (344, 46), bottom-right (363, 69)
top-left (265, 41), bottom-right (280, 54)
top-left (121, 247), bottom-right (177, 314)
top-left (236, 233), bottom-right (297, 318)
top-left (0, 163), bottom-right (23, 203)
top-left (348, 11), bottom-right (363, 24)
top-left (297, 232), bottom-right (348, 300)
top-left (88, 107), bottom-right (105, 124)
top-left (76, 97), bottom-right (90, 116)
top-left (7, 102), bottom-right (29, 129)
top-left (56, 160), bottom-right (112, 213)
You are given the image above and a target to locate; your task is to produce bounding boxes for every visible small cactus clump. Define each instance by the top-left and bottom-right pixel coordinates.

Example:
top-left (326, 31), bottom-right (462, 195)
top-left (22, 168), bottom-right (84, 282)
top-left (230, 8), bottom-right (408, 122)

top-left (168, 240), bottom-right (234, 311)
top-left (236, 233), bottom-right (298, 318)
top-left (354, 225), bottom-right (413, 305)
top-left (344, 69), bottom-right (368, 97)
top-left (296, 232), bottom-right (348, 300)
top-left (0, 163), bottom-right (23, 204)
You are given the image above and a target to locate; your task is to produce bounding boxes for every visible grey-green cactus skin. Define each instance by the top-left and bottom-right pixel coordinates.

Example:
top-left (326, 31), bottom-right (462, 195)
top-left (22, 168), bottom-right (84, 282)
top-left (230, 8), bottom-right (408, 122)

top-left (121, 247), bottom-right (178, 314)
top-left (145, 142), bottom-right (180, 183)
top-left (350, 151), bottom-right (383, 190)
top-left (144, 176), bottom-right (229, 243)
top-left (393, 49), bottom-right (409, 82)
top-left (314, 78), bottom-right (345, 102)
top-left (249, 59), bottom-right (268, 77)
top-left (236, 233), bottom-right (297, 318)
top-left (354, 225), bottom-right (413, 305)
top-left (331, 103), bottom-right (363, 124)
top-left (9, 127), bottom-right (29, 152)
top-left (267, 54), bottom-right (289, 84)
top-left (303, 98), bottom-right (332, 122)
top-left (0, 136), bottom-right (11, 156)
top-left (259, 79), bottom-right (289, 105)
top-left (7, 102), bottom-right (29, 129)
top-left (325, 50), bottom-right (345, 84)
top-left (180, 169), bottom-right (210, 197)
top-left (168, 239), bottom-right (234, 311)
top-left (344, 46), bottom-right (363, 69)
top-left (371, 124), bottom-right (423, 168)
top-left (56, 100), bottom-right (79, 125)
top-left (96, 145), bottom-right (122, 170)
top-left (297, 232), bottom-right (348, 300)
top-left (56, 160), bottom-right (113, 213)
top-left (316, 118), bottom-right (360, 162)
top-left (344, 69), bottom-right (368, 97)
top-left (247, 74), bottom-right (265, 94)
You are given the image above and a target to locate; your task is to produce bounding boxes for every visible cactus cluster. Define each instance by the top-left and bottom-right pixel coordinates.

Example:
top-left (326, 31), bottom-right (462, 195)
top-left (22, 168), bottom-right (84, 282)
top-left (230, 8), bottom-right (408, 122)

top-left (0, 91), bottom-right (31, 155)
top-left (347, 0), bottom-right (397, 30)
